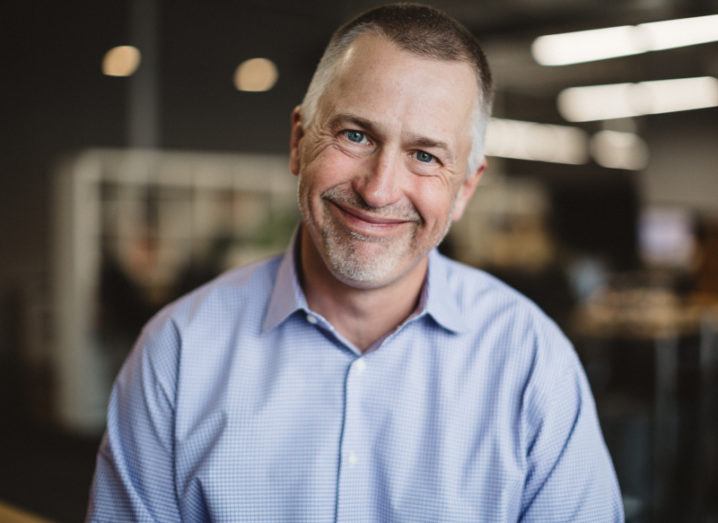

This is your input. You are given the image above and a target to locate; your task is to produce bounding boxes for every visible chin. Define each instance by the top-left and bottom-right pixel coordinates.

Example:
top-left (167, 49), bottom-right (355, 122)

top-left (302, 208), bottom-right (432, 290)
top-left (320, 235), bottom-right (432, 291)
top-left (323, 249), bottom-right (403, 289)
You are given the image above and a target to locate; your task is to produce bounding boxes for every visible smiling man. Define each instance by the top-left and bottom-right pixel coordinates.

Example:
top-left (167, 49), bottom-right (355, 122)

top-left (87, 4), bottom-right (623, 522)
top-left (291, 29), bottom-right (485, 351)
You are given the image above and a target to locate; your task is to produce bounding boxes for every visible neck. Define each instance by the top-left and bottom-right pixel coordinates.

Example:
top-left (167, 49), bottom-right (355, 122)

top-left (298, 228), bottom-right (427, 352)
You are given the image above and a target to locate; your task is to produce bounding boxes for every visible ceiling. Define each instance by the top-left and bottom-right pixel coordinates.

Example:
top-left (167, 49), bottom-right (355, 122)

top-left (195, 0), bottom-right (718, 111)
top-left (4, 0), bottom-right (717, 154)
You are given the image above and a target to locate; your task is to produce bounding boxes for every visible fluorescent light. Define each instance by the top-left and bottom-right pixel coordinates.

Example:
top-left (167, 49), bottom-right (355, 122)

top-left (485, 118), bottom-right (650, 169)
top-left (559, 83), bottom-right (641, 121)
top-left (486, 118), bottom-right (589, 164)
top-left (590, 130), bottom-right (649, 170)
top-left (234, 58), bottom-right (278, 92)
top-left (102, 46), bottom-right (141, 77)
top-left (532, 14), bottom-right (718, 65)
top-left (532, 26), bottom-right (647, 66)
top-left (642, 77), bottom-right (718, 113)
top-left (558, 76), bottom-right (718, 121)
top-left (641, 14), bottom-right (718, 50)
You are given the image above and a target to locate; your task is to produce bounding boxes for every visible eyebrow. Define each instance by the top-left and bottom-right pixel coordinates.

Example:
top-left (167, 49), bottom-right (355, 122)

top-left (329, 113), bottom-right (379, 135)
top-left (329, 112), bottom-right (456, 162)
top-left (406, 133), bottom-right (455, 163)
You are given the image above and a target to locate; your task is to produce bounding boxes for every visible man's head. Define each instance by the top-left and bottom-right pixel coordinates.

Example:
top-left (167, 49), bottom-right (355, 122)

top-left (290, 3), bottom-right (493, 290)
top-left (301, 3), bottom-right (493, 174)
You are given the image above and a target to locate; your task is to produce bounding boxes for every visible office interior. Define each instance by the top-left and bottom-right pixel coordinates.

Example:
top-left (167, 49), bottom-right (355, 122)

top-left (1, 1), bottom-right (717, 521)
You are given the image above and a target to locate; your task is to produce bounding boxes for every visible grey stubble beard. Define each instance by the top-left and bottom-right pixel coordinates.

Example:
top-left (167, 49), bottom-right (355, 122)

top-left (297, 181), bottom-right (414, 287)
top-left (298, 180), bottom-right (457, 288)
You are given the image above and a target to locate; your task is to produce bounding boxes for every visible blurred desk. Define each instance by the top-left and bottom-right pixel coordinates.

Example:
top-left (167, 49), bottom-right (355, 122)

top-left (0, 501), bottom-right (52, 523)
top-left (574, 290), bottom-right (718, 521)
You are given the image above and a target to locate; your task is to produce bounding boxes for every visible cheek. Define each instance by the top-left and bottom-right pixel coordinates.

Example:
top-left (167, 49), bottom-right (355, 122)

top-left (411, 183), bottom-right (457, 228)
top-left (304, 148), bottom-right (365, 192)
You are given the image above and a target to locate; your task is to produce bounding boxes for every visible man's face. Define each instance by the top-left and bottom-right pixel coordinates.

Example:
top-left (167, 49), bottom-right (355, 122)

top-left (290, 34), bottom-right (484, 290)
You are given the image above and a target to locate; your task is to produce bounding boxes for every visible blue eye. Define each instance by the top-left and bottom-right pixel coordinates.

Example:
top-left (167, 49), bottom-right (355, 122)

top-left (415, 151), bottom-right (435, 163)
top-left (345, 130), bottom-right (365, 143)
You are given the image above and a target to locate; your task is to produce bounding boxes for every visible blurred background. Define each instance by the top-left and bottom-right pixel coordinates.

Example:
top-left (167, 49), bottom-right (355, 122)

top-left (1, 0), bottom-right (718, 521)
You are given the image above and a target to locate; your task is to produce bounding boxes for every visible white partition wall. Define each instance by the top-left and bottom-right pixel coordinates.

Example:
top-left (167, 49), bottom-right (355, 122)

top-left (53, 149), bottom-right (295, 433)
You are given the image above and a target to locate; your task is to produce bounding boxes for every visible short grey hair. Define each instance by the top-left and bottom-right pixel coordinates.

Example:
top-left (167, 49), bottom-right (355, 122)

top-left (300, 3), bottom-right (494, 175)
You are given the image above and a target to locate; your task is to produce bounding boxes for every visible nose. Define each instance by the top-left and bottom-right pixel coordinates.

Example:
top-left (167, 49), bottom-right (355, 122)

top-left (352, 148), bottom-right (403, 209)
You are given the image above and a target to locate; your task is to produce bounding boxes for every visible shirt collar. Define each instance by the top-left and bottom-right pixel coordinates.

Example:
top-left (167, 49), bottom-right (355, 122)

top-left (262, 229), bottom-right (308, 333)
top-left (262, 231), bottom-right (468, 335)
top-left (421, 249), bottom-right (469, 334)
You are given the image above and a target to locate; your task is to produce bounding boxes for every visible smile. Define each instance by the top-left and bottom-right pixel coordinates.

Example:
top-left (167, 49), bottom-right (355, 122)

top-left (328, 201), bottom-right (414, 236)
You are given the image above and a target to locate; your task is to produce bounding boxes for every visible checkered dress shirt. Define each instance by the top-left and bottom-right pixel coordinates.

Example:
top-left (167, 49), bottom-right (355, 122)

top-left (87, 237), bottom-right (623, 522)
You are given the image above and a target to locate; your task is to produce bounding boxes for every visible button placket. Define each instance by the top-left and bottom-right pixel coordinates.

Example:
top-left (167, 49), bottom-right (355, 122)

top-left (336, 357), bottom-right (368, 520)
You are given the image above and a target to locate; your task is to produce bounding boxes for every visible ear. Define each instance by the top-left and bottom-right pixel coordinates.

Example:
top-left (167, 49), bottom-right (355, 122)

top-left (289, 105), bottom-right (304, 176)
top-left (451, 159), bottom-right (486, 221)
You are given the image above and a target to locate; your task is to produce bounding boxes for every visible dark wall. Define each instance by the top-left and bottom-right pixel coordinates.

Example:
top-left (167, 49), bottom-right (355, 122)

top-left (2, 2), bottom-right (127, 291)
top-left (0, 1), bottom-right (341, 305)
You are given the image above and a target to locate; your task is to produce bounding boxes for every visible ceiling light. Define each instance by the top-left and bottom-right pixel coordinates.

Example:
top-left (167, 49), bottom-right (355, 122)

top-left (558, 76), bottom-right (718, 121)
top-left (590, 130), bottom-right (649, 170)
top-left (532, 26), bottom-right (647, 66)
top-left (234, 58), bottom-right (278, 92)
top-left (486, 118), bottom-right (589, 164)
top-left (640, 14), bottom-right (718, 50)
top-left (102, 45), bottom-right (141, 77)
top-left (532, 13), bottom-right (718, 66)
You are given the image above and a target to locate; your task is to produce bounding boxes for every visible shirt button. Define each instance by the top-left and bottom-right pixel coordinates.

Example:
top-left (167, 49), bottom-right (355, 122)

top-left (348, 451), bottom-right (359, 466)
top-left (355, 359), bottom-right (366, 374)
top-left (306, 314), bottom-right (318, 325)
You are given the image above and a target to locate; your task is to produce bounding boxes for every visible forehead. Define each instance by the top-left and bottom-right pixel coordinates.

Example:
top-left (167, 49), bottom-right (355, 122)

top-left (320, 34), bottom-right (478, 148)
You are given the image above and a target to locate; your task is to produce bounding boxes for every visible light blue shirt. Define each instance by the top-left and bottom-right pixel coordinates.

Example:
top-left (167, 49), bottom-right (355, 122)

top-left (87, 237), bottom-right (623, 522)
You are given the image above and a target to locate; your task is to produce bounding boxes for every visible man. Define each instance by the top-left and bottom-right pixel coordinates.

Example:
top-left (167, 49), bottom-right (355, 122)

top-left (87, 4), bottom-right (623, 522)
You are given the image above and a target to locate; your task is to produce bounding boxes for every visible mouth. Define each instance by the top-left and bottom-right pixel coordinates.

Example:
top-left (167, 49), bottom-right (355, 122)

top-left (327, 200), bottom-right (415, 236)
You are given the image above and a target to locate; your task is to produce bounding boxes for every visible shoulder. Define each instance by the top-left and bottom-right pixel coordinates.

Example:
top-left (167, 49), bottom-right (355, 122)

top-left (439, 254), bottom-right (542, 316)
top-left (439, 254), bottom-right (564, 337)
top-left (437, 253), bottom-right (580, 384)
top-left (438, 255), bottom-right (596, 440)
top-left (130, 254), bottom-right (283, 369)
top-left (149, 253), bottom-right (282, 332)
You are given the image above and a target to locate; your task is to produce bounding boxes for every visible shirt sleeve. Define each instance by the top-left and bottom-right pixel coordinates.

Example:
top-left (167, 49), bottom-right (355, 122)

top-left (519, 325), bottom-right (624, 522)
top-left (86, 312), bottom-right (182, 523)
